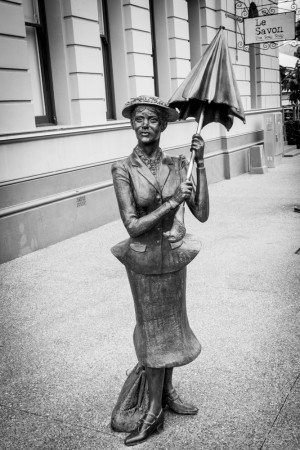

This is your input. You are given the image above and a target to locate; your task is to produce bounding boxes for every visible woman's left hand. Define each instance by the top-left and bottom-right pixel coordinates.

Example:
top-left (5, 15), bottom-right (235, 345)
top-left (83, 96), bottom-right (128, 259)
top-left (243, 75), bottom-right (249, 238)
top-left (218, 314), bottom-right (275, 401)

top-left (190, 134), bottom-right (205, 165)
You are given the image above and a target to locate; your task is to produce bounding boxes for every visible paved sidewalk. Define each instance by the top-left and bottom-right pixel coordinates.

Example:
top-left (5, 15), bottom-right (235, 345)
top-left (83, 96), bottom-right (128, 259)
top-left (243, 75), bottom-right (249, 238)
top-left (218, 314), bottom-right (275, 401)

top-left (1, 156), bottom-right (300, 450)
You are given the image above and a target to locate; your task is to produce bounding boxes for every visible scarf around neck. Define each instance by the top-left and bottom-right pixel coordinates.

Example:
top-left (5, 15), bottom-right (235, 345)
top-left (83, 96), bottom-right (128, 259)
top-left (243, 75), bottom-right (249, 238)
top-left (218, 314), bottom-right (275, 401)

top-left (135, 146), bottom-right (162, 176)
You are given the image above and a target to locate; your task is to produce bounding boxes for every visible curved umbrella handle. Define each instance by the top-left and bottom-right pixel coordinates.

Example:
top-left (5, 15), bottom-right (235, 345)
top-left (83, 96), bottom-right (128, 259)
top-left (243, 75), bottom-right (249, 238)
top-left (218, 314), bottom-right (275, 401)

top-left (186, 110), bottom-right (205, 181)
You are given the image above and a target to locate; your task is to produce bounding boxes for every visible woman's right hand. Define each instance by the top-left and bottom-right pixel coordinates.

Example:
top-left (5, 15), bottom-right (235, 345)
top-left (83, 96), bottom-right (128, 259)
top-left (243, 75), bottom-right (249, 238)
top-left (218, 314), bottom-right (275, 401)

top-left (169, 181), bottom-right (193, 208)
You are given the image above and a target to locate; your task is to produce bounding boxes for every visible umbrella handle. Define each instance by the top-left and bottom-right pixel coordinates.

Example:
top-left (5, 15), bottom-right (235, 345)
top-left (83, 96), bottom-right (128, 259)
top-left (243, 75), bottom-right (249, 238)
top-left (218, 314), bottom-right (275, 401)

top-left (186, 111), bottom-right (205, 181)
top-left (186, 152), bottom-right (195, 180)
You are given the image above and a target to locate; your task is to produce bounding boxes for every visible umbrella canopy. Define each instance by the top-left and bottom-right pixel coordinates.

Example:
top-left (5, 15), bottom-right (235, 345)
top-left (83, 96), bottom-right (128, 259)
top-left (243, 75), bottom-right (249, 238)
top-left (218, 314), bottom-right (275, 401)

top-left (168, 27), bottom-right (245, 131)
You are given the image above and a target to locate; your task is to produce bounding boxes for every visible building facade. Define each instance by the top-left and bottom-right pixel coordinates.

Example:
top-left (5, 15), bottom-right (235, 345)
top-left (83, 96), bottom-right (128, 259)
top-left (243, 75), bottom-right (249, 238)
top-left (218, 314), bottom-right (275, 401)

top-left (0, 0), bottom-right (282, 263)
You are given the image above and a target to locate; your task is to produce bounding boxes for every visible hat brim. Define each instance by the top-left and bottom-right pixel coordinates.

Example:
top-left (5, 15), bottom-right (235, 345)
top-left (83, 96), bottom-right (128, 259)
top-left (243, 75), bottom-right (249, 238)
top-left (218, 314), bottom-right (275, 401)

top-left (122, 102), bottom-right (179, 122)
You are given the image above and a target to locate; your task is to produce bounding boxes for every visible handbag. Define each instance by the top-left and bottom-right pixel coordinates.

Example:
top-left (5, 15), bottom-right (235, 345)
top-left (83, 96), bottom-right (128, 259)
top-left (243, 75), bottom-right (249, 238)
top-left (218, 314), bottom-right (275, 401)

top-left (111, 363), bottom-right (149, 432)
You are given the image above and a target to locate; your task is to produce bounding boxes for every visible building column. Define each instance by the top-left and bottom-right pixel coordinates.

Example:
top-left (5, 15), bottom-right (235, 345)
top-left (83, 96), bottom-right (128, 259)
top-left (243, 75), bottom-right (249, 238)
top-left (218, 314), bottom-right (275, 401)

top-left (0, 0), bottom-right (35, 133)
top-left (63, 0), bottom-right (107, 125)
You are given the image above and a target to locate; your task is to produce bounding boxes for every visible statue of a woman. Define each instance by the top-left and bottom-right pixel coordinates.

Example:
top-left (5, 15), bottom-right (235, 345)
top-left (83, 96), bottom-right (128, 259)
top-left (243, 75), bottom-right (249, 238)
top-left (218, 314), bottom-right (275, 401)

top-left (111, 95), bottom-right (209, 446)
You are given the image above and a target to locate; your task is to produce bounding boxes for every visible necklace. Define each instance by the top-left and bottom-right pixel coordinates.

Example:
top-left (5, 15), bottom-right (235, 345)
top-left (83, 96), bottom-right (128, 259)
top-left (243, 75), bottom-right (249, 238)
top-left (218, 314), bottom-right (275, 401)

top-left (135, 146), bottom-right (162, 176)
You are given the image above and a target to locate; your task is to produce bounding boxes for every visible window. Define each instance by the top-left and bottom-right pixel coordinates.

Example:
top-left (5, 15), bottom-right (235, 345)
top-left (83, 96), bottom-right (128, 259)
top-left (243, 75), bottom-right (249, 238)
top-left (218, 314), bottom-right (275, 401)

top-left (249, 45), bottom-right (260, 108)
top-left (248, 4), bottom-right (261, 109)
top-left (188, 0), bottom-right (203, 68)
top-left (24, 0), bottom-right (56, 125)
top-left (149, 0), bottom-right (159, 96)
top-left (98, 0), bottom-right (116, 119)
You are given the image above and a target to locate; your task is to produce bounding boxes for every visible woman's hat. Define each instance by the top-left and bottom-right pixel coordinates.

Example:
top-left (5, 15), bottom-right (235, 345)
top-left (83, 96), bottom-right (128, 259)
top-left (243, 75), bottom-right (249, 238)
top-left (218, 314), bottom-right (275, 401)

top-left (122, 95), bottom-right (179, 122)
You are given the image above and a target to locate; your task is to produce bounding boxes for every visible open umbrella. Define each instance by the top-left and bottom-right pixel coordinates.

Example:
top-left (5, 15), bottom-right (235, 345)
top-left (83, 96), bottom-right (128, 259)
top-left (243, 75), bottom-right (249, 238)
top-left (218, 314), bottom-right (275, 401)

top-left (168, 26), bottom-right (246, 179)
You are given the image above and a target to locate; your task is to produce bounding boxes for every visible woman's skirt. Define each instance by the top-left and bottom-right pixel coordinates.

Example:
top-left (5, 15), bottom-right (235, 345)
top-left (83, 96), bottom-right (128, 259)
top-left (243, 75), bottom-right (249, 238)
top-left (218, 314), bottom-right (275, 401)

top-left (126, 267), bottom-right (201, 368)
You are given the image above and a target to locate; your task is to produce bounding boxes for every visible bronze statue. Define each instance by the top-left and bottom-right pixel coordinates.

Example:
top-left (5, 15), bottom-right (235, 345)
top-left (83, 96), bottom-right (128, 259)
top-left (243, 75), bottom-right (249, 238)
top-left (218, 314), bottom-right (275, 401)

top-left (111, 95), bottom-right (209, 446)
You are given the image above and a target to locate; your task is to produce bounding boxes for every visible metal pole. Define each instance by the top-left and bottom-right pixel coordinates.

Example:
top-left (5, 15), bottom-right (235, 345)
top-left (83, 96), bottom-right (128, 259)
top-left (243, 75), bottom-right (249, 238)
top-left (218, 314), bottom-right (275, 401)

top-left (186, 110), bottom-right (205, 180)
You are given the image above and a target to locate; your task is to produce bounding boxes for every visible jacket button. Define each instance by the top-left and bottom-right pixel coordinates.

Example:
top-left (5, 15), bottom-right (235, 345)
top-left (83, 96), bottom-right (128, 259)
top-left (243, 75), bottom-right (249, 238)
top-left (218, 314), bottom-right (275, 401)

top-left (156, 240), bottom-right (160, 244)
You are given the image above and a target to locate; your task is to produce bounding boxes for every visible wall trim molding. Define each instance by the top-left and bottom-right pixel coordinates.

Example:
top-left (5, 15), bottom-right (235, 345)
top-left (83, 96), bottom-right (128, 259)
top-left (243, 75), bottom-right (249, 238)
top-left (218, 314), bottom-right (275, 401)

top-left (0, 107), bottom-right (281, 144)
top-left (0, 138), bottom-right (264, 219)
top-left (0, 129), bottom-right (264, 186)
top-left (222, 139), bottom-right (263, 155)
top-left (0, 180), bottom-right (112, 218)
top-left (0, 129), bottom-right (264, 187)
top-left (0, 121), bottom-right (130, 144)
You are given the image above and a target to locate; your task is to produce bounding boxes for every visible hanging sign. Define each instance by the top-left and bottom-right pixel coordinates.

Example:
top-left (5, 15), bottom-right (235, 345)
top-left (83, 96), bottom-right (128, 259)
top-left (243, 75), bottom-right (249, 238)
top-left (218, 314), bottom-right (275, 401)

top-left (244, 11), bottom-right (296, 45)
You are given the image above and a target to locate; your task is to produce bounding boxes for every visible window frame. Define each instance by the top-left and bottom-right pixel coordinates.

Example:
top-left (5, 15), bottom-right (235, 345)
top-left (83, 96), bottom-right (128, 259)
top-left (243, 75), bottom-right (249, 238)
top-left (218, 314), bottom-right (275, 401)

top-left (99, 0), bottom-right (116, 120)
top-left (149, 0), bottom-right (159, 96)
top-left (25, 0), bottom-right (56, 126)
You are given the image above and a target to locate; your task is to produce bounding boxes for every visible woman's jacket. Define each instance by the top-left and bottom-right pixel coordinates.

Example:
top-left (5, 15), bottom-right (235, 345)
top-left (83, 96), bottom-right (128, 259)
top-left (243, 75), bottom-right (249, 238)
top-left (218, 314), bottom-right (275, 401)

top-left (111, 148), bottom-right (209, 275)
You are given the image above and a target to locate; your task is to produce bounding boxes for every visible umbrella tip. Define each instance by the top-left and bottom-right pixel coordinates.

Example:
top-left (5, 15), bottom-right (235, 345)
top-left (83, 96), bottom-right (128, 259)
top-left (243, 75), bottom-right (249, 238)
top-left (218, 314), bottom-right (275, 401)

top-left (220, 26), bottom-right (226, 30)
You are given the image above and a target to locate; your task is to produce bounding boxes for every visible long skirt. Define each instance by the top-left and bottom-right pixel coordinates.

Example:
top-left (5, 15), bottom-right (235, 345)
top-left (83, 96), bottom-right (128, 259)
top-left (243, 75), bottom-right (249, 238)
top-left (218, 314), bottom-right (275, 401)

top-left (126, 267), bottom-right (201, 368)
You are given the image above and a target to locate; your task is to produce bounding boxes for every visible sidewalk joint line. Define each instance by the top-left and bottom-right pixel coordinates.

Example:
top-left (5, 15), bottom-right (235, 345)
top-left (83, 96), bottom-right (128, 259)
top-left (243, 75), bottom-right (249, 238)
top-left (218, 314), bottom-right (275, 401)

top-left (0, 403), bottom-right (120, 440)
top-left (259, 370), bottom-right (300, 450)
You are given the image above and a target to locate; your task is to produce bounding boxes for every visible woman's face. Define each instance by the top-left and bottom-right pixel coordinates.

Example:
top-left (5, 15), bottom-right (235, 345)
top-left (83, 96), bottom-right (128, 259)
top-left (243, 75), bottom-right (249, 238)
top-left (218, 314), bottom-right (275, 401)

top-left (132, 106), bottom-right (163, 146)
